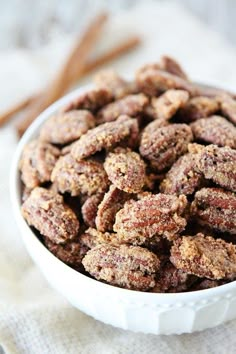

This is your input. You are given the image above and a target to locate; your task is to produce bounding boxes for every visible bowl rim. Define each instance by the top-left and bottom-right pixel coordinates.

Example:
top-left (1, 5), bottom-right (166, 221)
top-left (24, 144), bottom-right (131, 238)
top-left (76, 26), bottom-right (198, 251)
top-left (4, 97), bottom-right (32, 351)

top-left (10, 83), bottom-right (236, 303)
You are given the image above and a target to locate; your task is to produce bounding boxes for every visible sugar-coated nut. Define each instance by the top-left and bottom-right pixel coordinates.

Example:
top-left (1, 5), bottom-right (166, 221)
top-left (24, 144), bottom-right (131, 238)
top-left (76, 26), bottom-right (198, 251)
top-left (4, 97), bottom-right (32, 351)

top-left (81, 194), bottom-right (104, 228)
top-left (196, 144), bottom-right (236, 192)
top-left (95, 185), bottom-right (131, 232)
top-left (80, 227), bottom-right (119, 249)
top-left (160, 153), bottom-right (203, 196)
top-left (190, 115), bottom-right (236, 148)
top-left (170, 233), bottom-right (236, 280)
top-left (104, 148), bottom-right (146, 193)
top-left (19, 140), bottom-right (60, 189)
top-left (21, 187), bottom-right (80, 244)
top-left (178, 96), bottom-right (220, 122)
top-left (51, 154), bottom-right (108, 196)
top-left (39, 110), bottom-right (95, 145)
top-left (219, 95), bottom-right (236, 124)
top-left (114, 193), bottom-right (187, 244)
top-left (82, 243), bottom-right (160, 290)
top-left (94, 69), bottom-right (138, 99)
top-left (71, 115), bottom-right (139, 160)
top-left (97, 93), bottom-right (148, 124)
top-left (139, 123), bottom-right (193, 172)
top-left (151, 89), bottom-right (189, 120)
top-left (62, 88), bottom-right (113, 112)
top-left (191, 187), bottom-right (236, 234)
top-left (159, 55), bottom-right (188, 80)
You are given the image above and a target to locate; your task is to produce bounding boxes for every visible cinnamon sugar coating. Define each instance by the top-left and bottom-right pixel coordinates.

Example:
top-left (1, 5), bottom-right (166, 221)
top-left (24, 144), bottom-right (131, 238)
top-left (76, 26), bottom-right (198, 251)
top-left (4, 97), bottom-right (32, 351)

top-left (39, 110), bottom-right (95, 145)
top-left (81, 193), bottom-right (104, 228)
top-left (51, 154), bottom-right (108, 196)
top-left (82, 244), bottom-right (160, 290)
top-left (179, 96), bottom-right (219, 122)
top-left (170, 234), bottom-right (236, 280)
top-left (19, 140), bottom-right (60, 189)
top-left (220, 95), bottom-right (236, 124)
top-left (21, 187), bottom-right (79, 244)
top-left (191, 187), bottom-right (236, 234)
top-left (114, 193), bottom-right (187, 244)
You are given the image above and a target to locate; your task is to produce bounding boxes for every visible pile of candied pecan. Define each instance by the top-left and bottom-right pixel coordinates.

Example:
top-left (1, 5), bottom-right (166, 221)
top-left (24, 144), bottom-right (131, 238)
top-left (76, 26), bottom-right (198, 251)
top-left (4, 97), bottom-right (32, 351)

top-left (20, 56), bottom-right (236, 292)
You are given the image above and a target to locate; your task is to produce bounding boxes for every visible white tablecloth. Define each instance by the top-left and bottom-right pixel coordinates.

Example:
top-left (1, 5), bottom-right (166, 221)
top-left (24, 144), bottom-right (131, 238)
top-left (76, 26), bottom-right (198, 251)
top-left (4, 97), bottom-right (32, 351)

top-left (1, 1), bottom-right (236, 353)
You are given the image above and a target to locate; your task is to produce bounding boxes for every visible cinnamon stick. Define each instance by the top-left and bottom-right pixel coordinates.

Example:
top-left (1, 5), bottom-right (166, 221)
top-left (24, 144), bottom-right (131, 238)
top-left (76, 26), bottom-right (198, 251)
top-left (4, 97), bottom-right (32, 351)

top-left (16, 12), bottom-right (108, 137)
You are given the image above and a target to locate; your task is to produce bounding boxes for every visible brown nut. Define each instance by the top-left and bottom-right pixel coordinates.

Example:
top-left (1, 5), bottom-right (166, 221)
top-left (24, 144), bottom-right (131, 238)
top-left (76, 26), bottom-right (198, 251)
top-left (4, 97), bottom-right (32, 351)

top-left (219, 94), bottom-right (236, 124)
top-left (159, 55), bottom-right (188, 80)
top-left (62, 88), bottom-right (113, 113)
top-left (21, 187), bottom-right (80, 244)
top-left (160, 153), bottom-right (203, 196)
top-left (19, 140), bottom-right (60, 189)
top-left (151, 89), bottom-right (189, 120)
top-left (39, 110), bottom-right (95, 145)
top-left (196, 144), bottom-right (236, 192)
top-left (51, 154), bottom-right (108, 196)
top-left (95, 185), bottom-right (131, 232)
top-left (80, 227), bottom-right (118, 249)
top-left (191, 187), bottom-right (236, 234)
top-left (114, 193), bottom-right (187, 244)
top-left (71, 115), bottom-right (139, 160)
top-left (170, 233), bottom-right (236, 280)
top-left (139, 123), bottom-right (193, 172)
top-left (104, 148), bottom-right (146, 193)
top-left (97, 93), bottom-right (148, 124)
top-left (94, 69), bottom-right (138, 99)
top-left (81, 193), bottom-right (104, 228)
top-left (82, 243), bottom-right (160, 290)
top-left (136, 68), bottom-right (198, 97)
top-left (190, 115), bottom-right (236, 148)
top-left (178, 96), bottom-right (220, 123)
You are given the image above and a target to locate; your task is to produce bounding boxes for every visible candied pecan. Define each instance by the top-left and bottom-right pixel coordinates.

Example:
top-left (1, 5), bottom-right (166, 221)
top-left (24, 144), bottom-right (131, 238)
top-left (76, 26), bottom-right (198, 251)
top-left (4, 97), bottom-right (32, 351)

top-left (71, 115), bottom-right (139, 160)
top-left (51, 154), bottom-right (108, 196)
top-left (152, 261), bottom-right (196, 293)
top-left (190, 115), bottom-right (236, 148)
top-left (114, 193), bottom-right (187, 244)
top-left (139, 123), bottom-right (193, 172)
top-left (179, 96), bottom-right (219, 122)
top-left (142, 118), bottom-right (169, 136)
top-left (81, 193), bottom-right (104, 228)
top-left (136, 68), bottom-right (198, 97)
top-left (96, 93), bottom-right (148, 124)
top-left (159, 55), bottom-right (188, 80)
top-left (63, 88), bottom-right (113, 113)
top-left (19, 140), bottom-right (60, 189)
top-left (170, 234), bottom-right (236, 280)
top-left (82, 244), bottom-right (160, 290)
top-left (160, 153), bottom-right (203, 196)
top-left (151, 89), bottom-right (189, 120)
top-left (94, 69), bottom-right (138, 99)
top-left (21, 185), bottom-right (32, 202)
top-left (191, 279), bottom-right (226, 291)
top-left (95, 185), bottom-right (130, 232)
top-left (219, 95), bottom-right (236, 124)
top-left (44, 235), bottom-right (88, 269)
top-left (196, 144), bottom-right (236, 192)
top-left (39, 110), bottom-right (95, 145)
top-left (21, 187), bottom-right (79, 244)
top-left (191, 188), bottom-right (236, 234)
top-left (104, 148), bottom-right (146, 193)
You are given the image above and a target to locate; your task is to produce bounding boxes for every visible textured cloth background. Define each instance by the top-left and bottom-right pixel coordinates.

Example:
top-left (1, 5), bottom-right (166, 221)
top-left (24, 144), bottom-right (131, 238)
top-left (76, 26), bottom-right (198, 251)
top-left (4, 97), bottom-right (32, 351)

top-left (1, 2), bottom-right (236, 353)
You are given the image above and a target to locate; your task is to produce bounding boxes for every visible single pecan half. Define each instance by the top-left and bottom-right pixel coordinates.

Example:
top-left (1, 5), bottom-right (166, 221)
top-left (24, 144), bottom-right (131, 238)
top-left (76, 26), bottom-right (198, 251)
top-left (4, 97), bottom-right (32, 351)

top-left (178, 96), bottom-right (219, 122)
top-left (190, 115), bottom-right (236, 148)
top-left (82, 243), bottom-right (160, 290)
top-left (191, 187), bottom-right (236, 234)
top-left (19, 139), bottom-right (60, 189)
top-left (114, 193), bottom-right (187, 244)
top-left (21, 187), bottom-right (79, 244)
top-left (39, 110), bottom-right (95, 145)
top-left (51, 154), bottom-right (108, 196)
top-left (81, 193), bottom-right (104, 228)
top-left (219, 94), bottom-right (236, 124)
top-left (170, 233), bottom-right (236, 280)
top-left (139, 123), bottom-right (193, 172)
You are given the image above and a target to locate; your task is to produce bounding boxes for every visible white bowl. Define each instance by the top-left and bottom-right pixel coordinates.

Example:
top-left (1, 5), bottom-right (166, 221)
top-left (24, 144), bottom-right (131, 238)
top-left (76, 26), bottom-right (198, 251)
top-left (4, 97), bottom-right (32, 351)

top-left (10, 85), bottom-right (236, 335)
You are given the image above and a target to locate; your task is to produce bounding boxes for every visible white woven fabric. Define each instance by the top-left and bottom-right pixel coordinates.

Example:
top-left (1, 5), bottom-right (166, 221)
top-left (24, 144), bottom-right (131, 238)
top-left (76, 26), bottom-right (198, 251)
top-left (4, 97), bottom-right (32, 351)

top-left (1, 2), bottom-right (236, 353)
